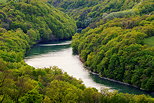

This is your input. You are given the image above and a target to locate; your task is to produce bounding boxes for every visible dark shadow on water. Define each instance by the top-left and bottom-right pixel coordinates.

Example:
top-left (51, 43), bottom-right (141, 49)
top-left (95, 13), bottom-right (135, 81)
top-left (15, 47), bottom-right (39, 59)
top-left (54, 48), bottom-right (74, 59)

top-left (25, 41), bottom-right (71, 57)
top-left (90, 73), bottom-right (154, 97)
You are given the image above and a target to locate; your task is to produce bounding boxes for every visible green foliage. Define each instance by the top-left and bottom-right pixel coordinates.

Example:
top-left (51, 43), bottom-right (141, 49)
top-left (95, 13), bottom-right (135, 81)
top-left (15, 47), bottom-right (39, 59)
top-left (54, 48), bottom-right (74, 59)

top-left (0, 0), bottom-right (76, 41)
top-left (45, 80), bottom-right (82, 102)
top-left (72, 15), bottom-right (154, 91)
top-left (49, 0), bottom-right (154, 29)
top-left (144, 36), bottom-right (154, 47)
top-left (48, 0), bottom-right (100, 10)
top-left (0, 0), bottom-right (154, 102)
top-left (0, 0), bottom-right (7, 3)
top-left (18, 89), bottom-right (43, 103)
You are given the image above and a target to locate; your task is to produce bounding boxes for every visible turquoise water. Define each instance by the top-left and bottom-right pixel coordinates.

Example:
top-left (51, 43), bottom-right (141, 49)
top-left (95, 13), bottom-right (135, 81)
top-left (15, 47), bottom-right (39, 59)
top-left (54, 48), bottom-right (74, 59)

top-left (25, 40), bottom-right (154, 97)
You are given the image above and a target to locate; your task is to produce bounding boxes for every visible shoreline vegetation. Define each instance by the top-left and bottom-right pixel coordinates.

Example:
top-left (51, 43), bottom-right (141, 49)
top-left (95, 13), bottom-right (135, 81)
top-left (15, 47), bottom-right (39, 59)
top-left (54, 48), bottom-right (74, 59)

top-left (89, 69), bottom-right (154, 94)
top-left (49, 0), bottom-right (154, 93)
top-left (70, 0), bottom-right (154, 96)
top-left (72, 15), bottom-right (154, 93)
top-left (26, 40), bottom-right (154, 97)
top-left (0, 0), bottom-right (154, 102)
top-left (83, 59), bottom-right (154, 96)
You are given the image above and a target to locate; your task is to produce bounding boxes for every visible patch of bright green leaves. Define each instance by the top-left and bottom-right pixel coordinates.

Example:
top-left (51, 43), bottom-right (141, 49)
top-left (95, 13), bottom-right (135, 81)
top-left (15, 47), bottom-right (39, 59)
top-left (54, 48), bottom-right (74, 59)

top-left (144, 36), bottom-right (154, 47)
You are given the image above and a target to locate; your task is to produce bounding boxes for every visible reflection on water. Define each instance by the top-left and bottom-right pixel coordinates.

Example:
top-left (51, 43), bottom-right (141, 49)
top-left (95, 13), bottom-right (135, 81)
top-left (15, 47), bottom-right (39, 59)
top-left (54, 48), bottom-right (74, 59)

top-left (90, 74), bottom-right (153, 96)
top-left (25, 40), bottom-right (154, 97)
top-left (26, 41), bottom-right (71, 57)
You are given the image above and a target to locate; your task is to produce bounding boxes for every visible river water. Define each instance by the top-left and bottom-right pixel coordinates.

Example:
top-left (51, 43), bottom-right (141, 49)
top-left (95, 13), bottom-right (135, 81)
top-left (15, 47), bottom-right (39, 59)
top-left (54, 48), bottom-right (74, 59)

top-left (24, 40), bottom-right (154, 97)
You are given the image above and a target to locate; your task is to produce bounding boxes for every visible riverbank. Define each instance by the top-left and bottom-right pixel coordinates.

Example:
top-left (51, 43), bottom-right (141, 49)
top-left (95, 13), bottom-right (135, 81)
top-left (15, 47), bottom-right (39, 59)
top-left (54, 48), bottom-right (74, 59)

top-left (83, 65), bottom-right (154, 97)
top-left (25, 40), bottom-right (154, 97)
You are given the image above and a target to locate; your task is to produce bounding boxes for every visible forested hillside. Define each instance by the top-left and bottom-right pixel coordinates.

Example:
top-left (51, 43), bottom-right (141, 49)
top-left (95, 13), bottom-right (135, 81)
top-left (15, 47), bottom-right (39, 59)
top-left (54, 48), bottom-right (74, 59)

top-left (71, 0), bottom-right (154, 92)
top-left (0, 0), bottom-right (76, 41)
top-left (0, 0), bottom-right (154, 102)
top-left (49, 0), bottom-right (154, 91)
top-left (49, 0), bottom-right (154, 29)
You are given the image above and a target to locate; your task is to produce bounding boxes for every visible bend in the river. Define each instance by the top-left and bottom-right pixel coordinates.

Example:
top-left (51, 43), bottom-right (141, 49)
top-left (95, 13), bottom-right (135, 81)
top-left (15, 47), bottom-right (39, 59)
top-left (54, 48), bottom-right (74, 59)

top-left (24, 40), bottom-right (154, 97)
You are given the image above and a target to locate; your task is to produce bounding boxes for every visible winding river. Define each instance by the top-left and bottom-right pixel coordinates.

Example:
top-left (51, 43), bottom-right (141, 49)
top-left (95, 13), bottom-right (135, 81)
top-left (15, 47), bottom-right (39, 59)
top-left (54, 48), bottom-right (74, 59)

top-left (25, 40), bottom-right (154, 97)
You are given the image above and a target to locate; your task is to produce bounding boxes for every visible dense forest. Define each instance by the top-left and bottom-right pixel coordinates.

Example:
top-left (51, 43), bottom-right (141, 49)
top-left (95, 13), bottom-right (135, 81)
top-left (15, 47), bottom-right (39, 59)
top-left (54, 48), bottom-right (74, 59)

top-left (49, 0), bottom-right (154, 29)
top-left (71, 0), bottom-right (154, 91)
top-left (0, 0), bottom-right (154, 102)
top-left (0, 0), bottom-right (76, 41)
top-left (49, 0), bottom-right (154, 91)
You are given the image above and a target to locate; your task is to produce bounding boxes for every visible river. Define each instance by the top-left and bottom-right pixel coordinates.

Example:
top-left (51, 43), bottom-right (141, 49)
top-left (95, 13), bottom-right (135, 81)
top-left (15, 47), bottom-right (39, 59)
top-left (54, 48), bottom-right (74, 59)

top-left (24, 40), bottom-right (154, 97)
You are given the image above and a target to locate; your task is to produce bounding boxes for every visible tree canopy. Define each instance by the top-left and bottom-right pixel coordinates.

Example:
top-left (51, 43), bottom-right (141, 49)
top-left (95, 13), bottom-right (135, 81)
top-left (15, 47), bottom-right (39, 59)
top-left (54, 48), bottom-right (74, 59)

top-left (0, 0), bottom-right (154, 102)
top-left (72, 15), bottom-right (154, 92)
